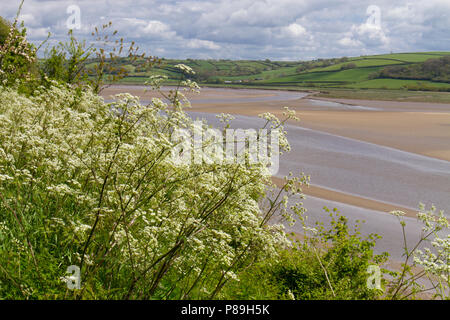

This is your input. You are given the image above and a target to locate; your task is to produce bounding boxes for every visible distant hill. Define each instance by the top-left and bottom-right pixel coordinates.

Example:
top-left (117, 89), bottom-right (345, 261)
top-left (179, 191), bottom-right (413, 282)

top-left (372, 56), bottom-right (450, 84)
top-left (91, 52), bottom-right (450, 91)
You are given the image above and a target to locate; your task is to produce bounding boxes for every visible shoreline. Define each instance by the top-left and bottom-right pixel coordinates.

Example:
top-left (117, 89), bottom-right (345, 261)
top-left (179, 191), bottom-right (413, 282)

top-left (101, 85), bottom-right (450, 218)
top-left (104, 82), bottom-right (450, 103)
top-left (271, 177), bottom-right (419, 219)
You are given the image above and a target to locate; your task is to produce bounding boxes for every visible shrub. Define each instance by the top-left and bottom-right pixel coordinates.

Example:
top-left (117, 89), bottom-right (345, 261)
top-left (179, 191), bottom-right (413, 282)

top-left (0, 17), bottom-right (10, 44)
top-left (340, 63), bottom-right (357, 70)
top-left (222, 208), bottom-right (388, 300)
top-left (41, 26), bottom-right (158, 93)
top-left (0, 75), bottom-right (305, 299)
top-left (385, 207), bottom-right (449, 300)
top-left (376, 56), bottom-right (450, 83)
top-left (0, 13), bottom-right (37, 87)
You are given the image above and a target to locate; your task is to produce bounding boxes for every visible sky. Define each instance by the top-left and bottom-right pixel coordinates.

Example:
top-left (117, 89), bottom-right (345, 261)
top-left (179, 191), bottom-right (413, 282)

top-left (1, 0), bottom-right (449, 61)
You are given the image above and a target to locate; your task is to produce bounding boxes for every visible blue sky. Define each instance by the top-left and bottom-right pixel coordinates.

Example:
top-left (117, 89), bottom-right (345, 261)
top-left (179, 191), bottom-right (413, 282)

top-left (1, 0), bottom-right (449, 60)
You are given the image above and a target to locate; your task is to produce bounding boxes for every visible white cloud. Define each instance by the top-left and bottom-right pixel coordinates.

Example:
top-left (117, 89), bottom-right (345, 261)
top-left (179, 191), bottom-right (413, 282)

top-left (282, 23), bottom-right (307, 38)
top-left (119, 19), bottom-right (177, 39)
top-left (186, 39), bottom-right (220, 50)
top-left (338, 5), bottom-right (389, 50)
top-left (338, 37), bottom-right (361, 48)
top-left (18, 13), bottom-right (39, 27)
top-left (27, 27), bottom-right (51, 38)
top-left (1, 0), bottom-right (448, 59)
top-left (350, 22), bottom-right (389, 47)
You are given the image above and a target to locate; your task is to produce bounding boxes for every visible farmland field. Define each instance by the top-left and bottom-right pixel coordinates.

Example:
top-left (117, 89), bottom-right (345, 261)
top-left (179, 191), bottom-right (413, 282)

top-left (97, 52), bottom-right (450, 94)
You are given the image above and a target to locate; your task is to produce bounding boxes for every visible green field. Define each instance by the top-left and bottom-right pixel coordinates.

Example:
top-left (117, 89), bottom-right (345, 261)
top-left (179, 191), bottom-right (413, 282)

top-left (97, 52), bottom-right (450, 95)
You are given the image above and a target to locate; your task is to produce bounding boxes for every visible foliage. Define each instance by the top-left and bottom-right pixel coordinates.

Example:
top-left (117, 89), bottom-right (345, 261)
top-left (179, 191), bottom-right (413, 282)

top-left (0, 1), bottom-right (448, 301)
top-left (402, 82), bottom-right (450, 92)
top-left (0, 3), bottom-right (37, 87)
top-left (41, 25), bottom-right (159, 93)
top-left (0, 71), bottom-right (307, 299)
top-left (0, 5), bottom-right (307, 299)
top-left (373, 56), bottom-right (450, 83)
top-left (0, 17), bottom-right (10, 44)
top-left (222, 208), bottom-right (388, 300)
top-left (340, 63), bottom-right (357, 70)
top-left (385, 206), bottom-right (449, 299)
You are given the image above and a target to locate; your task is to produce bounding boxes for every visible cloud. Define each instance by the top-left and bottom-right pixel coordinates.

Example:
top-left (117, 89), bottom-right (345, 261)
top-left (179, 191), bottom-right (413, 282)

top-left (340, 22), bottom-right (390, 48)
top-left (186, 39), bottom-right (220, 50)
top-left (338, 37), bottom-right (360, 48)
top-left (0, 0), bottom-right (448, 60)
top-left (338, 5), bottom-right (390, 50)
top-left (118, 19), bottom-right (177, 39)
top-left (282, 23), bottom-right (307, 38)
top-left (18, 13), bottom-right (39, 27)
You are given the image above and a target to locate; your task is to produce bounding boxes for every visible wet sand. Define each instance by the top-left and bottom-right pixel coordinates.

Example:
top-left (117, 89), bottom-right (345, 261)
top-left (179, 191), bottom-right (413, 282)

top-left (101, 86), bottom-right (450, 217)
top-left (287, 109), bottom-right (450, 162)
top-left (271, 177), bottom-right (419, 218)
top-left (102, 85), bottom-right (307, 103)
top-left (189, 110), bottom-right (450, 218)
top-left (103, 86), bottom-right (450, 161)
top-left (186, 98), bottom-right (450, 162)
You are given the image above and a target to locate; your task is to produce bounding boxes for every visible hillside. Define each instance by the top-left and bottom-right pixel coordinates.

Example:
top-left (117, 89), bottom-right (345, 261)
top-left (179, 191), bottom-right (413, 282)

top-left (372, 56), bottom-right (450, 85)
top-left (97, 52), bottom-right (450, 91)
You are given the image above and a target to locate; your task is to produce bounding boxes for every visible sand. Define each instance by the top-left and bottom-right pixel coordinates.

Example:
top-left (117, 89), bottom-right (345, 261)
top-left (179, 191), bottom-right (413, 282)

top-left (186, 98), bottom-right (450, 162)
top-left (271, 177), bottom-right (419, 218)
top-left (101, 86), bottom-right (450, 216)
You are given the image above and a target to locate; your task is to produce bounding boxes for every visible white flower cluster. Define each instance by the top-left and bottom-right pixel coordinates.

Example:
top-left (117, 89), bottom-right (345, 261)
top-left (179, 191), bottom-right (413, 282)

top-left (0, 19), bottom-right (37, 84)
top-left (174, 63), bottom-right (195, 75)
top-left (413, 205), bottom-right (449, 291)
top-left (414, 235), bottom-right (450, 283)
top-left (0, 81), bottom-right (295, 298)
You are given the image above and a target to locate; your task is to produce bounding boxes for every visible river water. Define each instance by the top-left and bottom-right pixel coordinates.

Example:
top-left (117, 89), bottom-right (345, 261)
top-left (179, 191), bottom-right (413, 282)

top-left (188, 110), bottom-right (450, 259)
top-left (103, 86), bottom-right (450, 260)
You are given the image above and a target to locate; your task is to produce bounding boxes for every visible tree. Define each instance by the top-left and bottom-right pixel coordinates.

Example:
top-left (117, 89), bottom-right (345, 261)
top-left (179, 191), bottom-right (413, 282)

top-left (0, 14), bottom-right (37, 87)
top-left (0, 17), bottom-right (10, 44)
top-left (340, 63), bottom-right (357, 70)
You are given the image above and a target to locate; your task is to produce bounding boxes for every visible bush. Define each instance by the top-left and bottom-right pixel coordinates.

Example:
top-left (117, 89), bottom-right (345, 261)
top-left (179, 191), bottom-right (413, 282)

top-left (402, 82), bottom-right (450, 92)
top-left (0, 17), bottom-right (10, 44)
top-left (340, 63), bottom-right (357, 70)
top-left (0, 16), bottom-right (37, 87)
top-left (385, 207), bottom-right (449, 300)
top-left (222, 208), bottom-right (388, 300)
top-left (0, 75), bottom-right (305, 299)
top-left (376, 56), bottom-right (450, 83)
top-left (41, 27), bottom-right (158, 93)
top-left (0, 5), bottom-right (306, 299)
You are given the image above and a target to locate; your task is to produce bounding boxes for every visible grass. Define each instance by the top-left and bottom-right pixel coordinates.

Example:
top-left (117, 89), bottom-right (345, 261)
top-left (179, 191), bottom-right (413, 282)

top-left (348, 79), bottom-right (450, 90)
top-left (100, 52), bottom-right (450, 102)
top-left (306, 58), bottom-right (405, 73)
top-left (193, 83), bottom-right (450, 103)
top-left (315, 88), bottom-right (450, 103)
